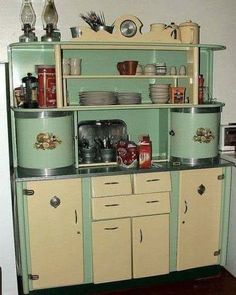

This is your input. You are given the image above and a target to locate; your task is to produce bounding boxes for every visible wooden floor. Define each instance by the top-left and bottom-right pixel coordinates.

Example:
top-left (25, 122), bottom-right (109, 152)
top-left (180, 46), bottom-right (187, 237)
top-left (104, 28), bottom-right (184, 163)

top-left (19, 267), bottom-right (236, 295)
top-left (92, 268), bottom-right (236, 295)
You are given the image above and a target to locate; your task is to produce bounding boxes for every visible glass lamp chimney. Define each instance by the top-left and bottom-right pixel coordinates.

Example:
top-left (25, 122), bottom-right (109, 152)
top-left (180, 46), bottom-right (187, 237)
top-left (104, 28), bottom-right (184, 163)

top-left (42, 0), bottom-right (58, 30)
top-left (20, 0), bottom-right (36, 30)
top-left (19, 0), bottom-right (37, 42)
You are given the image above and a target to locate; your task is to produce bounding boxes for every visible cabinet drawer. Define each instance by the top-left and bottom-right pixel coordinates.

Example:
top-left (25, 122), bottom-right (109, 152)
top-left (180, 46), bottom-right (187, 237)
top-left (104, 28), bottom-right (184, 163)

top-left (133, 172), bottom-right (171, 194)
top-left (92, 192), bottom-right (170, 220)
top-left (91, 175), bottom-right (132, 197)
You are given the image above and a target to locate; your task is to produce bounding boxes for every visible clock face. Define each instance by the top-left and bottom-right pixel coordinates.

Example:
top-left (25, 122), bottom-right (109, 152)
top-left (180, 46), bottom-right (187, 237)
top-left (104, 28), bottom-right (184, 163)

top-left (120, 20), bottom-right (137, 37)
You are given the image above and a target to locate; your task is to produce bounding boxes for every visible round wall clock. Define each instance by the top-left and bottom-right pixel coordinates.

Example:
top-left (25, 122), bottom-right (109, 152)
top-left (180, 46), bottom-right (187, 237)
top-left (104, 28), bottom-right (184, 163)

top-left (120, 19), bottom-right (137, 37)
top-left (113, 15), bottom-right (143, 38)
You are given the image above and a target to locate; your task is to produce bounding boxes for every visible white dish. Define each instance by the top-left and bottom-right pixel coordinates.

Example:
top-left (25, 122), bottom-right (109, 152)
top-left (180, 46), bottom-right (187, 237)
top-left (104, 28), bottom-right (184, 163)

top-left (149, 83), bottom-right (170, 88)
top-left (151, 98), bottom-right (169, 104)
top-left (149, 89), bottom-right (169, 94)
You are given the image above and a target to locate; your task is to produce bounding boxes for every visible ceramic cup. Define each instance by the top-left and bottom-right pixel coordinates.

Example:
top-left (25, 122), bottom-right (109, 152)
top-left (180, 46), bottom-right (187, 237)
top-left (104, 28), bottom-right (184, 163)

top-left (62, 58), bottom-right (71, 75)
top-left (144, 64), bottom-right (156, 75)
top-left (117, 60), bottom-right (138, 75)
top-left (136, 64), bottom-right (143, 75)
top-left (179, 65), bottom-right (187, 75)
top-left (70, 58), bottom-right (81, 75)
top-left (170, 66), bottom-right (177, 75)
top-left (156, 62), bottom-right (167, 75)
top-left (70, 26), bottom-right (82, 38)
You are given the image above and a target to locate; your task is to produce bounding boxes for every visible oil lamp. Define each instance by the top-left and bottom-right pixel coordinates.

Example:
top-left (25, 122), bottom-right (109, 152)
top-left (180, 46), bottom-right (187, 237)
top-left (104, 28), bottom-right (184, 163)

top-left (41, 0), bottom-right (61, 41)
top-left (19, 0), bottom-right (38, 42)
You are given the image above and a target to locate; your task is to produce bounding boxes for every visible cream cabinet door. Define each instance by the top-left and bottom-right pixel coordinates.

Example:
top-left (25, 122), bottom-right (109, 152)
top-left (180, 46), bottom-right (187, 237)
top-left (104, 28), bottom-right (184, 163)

top-left (132, 214), bottom-right (169, 278)
top-left (177, 168), bottom-right (222, 270)
top-left (26, 179), bottom-right (83, 289)
top-left (92, 218), bottom-right (132, 283)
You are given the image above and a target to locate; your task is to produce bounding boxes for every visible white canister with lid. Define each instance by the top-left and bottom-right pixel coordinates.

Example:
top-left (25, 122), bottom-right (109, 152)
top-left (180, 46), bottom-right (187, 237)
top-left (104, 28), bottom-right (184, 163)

top-left (179, 20), bottom-right (200, 44)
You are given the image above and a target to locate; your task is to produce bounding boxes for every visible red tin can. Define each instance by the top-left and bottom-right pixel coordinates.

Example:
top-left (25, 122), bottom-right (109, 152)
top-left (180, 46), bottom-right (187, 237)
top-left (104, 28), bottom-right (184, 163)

top-left (37, 65), bottom-right (56, 108)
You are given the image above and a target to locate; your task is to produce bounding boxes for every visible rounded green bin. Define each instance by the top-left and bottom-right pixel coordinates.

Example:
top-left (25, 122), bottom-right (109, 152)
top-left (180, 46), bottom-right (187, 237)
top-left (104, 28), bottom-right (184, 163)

top-left (170, 106), bottom-right (222, 165)
top-left (15, 111), bottom-right (75, 175)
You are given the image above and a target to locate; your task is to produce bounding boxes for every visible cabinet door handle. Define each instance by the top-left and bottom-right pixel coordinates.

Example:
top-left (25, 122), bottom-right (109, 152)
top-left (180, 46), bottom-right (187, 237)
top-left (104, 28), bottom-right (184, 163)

top-left (50, 196), bottom-right (61, 208)
top-left (104, 227), bottom-right (118, 231)
top-left (75, 209), bottom-right (78, 224)
top-left (169, 129), bottom-right (175, 136)
top-left (104, 182), bottom-right (119, 185)
top-left (104, 203), bottom-right (120, 207)
top-left (146, 200), bottom-right (159, 204)
top-left (140, 229), bottom-right (143, 243)
top-left (184, 200), bottom-right (188, 214)
top-left (146, 178), bottom-right (160, 182)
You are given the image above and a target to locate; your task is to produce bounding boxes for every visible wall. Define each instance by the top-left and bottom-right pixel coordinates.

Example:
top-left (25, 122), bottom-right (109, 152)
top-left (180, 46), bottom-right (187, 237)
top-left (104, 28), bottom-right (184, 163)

top-left (0, 0), bottom-right (235, 293)
top-left (0, 63), bottom-right (18, 295)
top-left (0, 0), bottom-right (235, 122)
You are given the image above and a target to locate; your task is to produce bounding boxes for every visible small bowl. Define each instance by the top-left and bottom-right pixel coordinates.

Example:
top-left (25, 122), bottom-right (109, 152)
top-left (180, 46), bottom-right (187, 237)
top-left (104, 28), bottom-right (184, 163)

top-left (151, 98), bottom-right (169, 104)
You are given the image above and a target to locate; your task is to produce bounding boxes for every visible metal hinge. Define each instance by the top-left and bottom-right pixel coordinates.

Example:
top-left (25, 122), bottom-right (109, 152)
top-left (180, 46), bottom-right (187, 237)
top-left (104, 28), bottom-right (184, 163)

top-left (28, 274), bottom-right (39, 280)
top-left (214, 249), bottom-right (221, 256)
top-left (23, 189), bottom-right (35, 196)
top-left (218, 174), bottom-right (225, 180)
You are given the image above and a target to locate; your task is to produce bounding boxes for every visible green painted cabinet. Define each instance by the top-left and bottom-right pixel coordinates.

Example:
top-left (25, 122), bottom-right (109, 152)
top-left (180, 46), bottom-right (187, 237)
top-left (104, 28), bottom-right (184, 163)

top-left (8, 41), bottom-right (230, 294)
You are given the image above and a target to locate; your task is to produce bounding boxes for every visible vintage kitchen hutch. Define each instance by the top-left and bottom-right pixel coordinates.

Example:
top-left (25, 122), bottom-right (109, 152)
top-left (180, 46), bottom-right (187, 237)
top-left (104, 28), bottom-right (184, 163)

top-left (8, 37), bottom-right (232, 294)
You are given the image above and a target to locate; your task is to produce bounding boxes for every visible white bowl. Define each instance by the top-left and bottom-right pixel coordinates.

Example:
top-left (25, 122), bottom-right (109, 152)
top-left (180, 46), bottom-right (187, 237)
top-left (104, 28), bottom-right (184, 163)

top-left (150, 89), bottom-right (169, 94)
top-left (151, 98), bottom-right (169, 104)
top-left (150, 83), bottom-right (170, 88)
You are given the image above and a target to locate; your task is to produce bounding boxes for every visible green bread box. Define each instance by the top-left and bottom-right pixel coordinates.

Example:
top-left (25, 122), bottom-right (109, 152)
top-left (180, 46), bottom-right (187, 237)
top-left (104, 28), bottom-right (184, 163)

top-left (170, 106), bottom-right (222, 165)
top-left (15, 111), bottom-right (75, 176)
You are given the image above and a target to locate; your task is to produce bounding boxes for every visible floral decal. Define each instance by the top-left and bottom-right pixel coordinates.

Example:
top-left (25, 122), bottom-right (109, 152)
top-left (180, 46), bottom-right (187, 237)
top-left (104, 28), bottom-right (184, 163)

top-left (34, 132), bottom-right (62, 150)
top-left (193, 128), bottom-right (215, 144)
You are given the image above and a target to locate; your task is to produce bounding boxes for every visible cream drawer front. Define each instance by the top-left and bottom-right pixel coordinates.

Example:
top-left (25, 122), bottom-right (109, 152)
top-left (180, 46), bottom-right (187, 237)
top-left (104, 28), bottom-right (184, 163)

top-left (91, 175), bottom-right (132, 197)
top-left (133, 172), bottom-right (171, 194)
top-left (92, 192), bottom-right (170, 220)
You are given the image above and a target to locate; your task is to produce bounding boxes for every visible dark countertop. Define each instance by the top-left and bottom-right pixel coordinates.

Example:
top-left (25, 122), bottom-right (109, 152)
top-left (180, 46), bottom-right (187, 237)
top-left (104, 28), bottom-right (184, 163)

top-left (14, 158), bottom-right (233, 182)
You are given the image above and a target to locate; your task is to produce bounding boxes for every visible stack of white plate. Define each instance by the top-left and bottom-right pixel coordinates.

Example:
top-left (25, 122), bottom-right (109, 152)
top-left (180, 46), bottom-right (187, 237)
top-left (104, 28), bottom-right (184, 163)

top-left (79, 91), bottom-right (117, 106)
top-left (117, 92), bottom-right (142, 105)
top-left (149, 83), bottom-right (170, 104)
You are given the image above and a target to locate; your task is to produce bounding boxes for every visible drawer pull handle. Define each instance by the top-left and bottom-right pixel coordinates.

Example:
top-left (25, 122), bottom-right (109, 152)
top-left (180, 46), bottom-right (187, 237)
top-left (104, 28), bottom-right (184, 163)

top-left (184, 200), bottom-right (188, 214)
top-left (104, 182), bottom-right (119, 185)
top-left (146, 178), bottom-right (160, 182)
top-left (75, 209), bottom-right (78, 224)
top-left (105, 203), bottom-right (120, 207)
top-left (104, 227), bottom-right (118, 231)
top-left (146, 200), bottom-right (159, 204)
top-left (140, 229), bottom-right (143, 243)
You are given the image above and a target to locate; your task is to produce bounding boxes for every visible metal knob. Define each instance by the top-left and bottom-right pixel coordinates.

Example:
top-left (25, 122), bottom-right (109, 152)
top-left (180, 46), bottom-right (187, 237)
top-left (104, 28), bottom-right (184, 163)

top-left (197, 184), bottom-right (206, 195)
top-left (50, 196), bottom-right (61, 208)
top-left (169, 130), bottom-right (175, 136)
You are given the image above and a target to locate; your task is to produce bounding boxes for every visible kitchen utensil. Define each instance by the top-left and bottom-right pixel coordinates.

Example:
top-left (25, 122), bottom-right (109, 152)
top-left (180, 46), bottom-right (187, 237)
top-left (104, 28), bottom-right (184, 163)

top-left (117, 60), bottom-right (138, 75)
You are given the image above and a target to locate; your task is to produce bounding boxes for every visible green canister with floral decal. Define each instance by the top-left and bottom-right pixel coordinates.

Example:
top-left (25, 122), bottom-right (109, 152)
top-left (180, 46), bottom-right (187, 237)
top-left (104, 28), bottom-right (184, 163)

top-left (15, 111), bottom-right (75, 175)
top-left (170, 105), bottom-right (222, 165)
